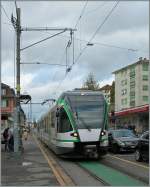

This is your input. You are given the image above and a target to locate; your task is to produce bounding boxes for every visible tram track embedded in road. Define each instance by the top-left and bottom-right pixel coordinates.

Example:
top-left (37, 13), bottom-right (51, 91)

top-left (34, 135), bottom-right (148, 186)
top-left (76, 161), bottom-right (110, 186)
top-left (77, 160), bottom-right (147, 186)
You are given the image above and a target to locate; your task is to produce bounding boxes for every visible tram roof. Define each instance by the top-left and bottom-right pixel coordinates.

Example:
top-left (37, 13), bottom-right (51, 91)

top-left (59, 90), bottom-right (104, 98)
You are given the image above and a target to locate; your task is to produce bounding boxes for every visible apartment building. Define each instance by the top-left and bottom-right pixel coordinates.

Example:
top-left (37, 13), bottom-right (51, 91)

top-left (113, 57), bottom-right (149, 133)
top-left (99, 84), bottom-right (112, 105)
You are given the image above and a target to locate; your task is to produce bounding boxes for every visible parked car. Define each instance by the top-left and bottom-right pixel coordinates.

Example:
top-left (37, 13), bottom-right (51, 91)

top-left (108, 129), bottom-right (139, 153)
top-left (135, 131), bottom-right (149, 162)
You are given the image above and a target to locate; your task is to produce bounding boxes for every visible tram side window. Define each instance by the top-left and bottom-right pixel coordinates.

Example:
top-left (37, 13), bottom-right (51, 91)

top-left (58, 108), bottom-right (73, 133)
top-left (51, 111), bottom-right (55, 127)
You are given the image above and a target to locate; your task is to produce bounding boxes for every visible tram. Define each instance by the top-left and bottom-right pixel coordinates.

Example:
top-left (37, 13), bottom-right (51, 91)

top-left (37, 90), bottom-right (109, 158)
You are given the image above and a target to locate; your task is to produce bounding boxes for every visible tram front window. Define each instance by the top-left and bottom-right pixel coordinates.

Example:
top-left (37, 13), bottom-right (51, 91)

top-left (57, 108), bottom-right (73, 133)
top-left (68, 95), bottom-right (104, 129)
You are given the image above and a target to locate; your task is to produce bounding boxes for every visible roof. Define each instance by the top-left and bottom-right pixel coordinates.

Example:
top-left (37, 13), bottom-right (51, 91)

top-left (99, 84), bottom-right (112, 91)
top-left (1, 83), bottom-right (15, 95)
top-left (112, 58), bottom-right (149, 74)
top-left (1, 83), bottom-right (10, 88)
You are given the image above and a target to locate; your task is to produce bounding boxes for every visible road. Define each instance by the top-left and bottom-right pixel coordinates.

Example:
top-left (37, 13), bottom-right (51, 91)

top-left (39, 140), bottom-right (149, 186)
top-left (102, 152), bottom-right (149, 184)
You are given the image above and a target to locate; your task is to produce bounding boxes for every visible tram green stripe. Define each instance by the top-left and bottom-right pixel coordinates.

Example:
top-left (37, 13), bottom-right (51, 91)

top-left (101, 138), bottom-right (108, 142)
top-left (79, 162), bottom-right (146, 186)
top-left (56, 139), bottom-right (79, 142)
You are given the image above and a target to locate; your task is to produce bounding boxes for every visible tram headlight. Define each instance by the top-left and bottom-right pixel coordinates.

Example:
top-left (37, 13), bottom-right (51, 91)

top-left (101, 130), bottom-right (106, 136)
top-left (70, 132), bottom-right (78, 137)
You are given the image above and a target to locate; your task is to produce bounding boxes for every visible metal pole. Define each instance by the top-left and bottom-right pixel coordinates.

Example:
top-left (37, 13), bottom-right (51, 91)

top-left (30, 101), bottom-right (32, 123)
top-left (14, 8), bottom-right (21, 153)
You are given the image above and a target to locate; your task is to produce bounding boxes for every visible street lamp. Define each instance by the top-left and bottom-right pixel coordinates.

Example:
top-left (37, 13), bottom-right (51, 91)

top-left (41, 99), bottom-right (56, 105)
top-left (87, 42), bottom-right (94, 46)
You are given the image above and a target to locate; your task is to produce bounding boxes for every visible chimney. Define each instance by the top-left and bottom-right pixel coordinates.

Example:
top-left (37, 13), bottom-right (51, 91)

top-left (139, 57), bottom-right (142, 61)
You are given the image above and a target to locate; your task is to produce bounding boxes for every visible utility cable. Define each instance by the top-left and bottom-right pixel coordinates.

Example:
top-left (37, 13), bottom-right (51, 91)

top-left (13, 31), bottom-right (16, 90)
top-left (21, 29), bottom-right (67, 51)
top-left (72, 1), bottom-right (120, 67)
top-left (0, 4), bottom-right (10, 22)
top-left (45, 32), bottom-right (139, 52)
top-left (87, 1), bottom-right (120, 46)
top-left (53, 1), bottom-right (120, 95)
top-left (85, 2), bottom-right (107, 15)
top-left (74, 1), bottom-right (88, 29)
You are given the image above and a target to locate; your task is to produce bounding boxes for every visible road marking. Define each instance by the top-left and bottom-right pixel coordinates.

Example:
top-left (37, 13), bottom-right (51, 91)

top-left (107, 154), bottom-right (149, 170)
top-left (33, 135), bottom-right (66, 186)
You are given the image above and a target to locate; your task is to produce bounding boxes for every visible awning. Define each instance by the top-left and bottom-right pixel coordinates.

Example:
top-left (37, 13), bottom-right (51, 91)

top-left (115, 105), bottom-right (149, 117)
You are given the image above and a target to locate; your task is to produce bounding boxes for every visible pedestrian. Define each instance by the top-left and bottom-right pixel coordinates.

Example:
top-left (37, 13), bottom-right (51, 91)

top-left (23, 130), bottom-right (28, 141)
top-left (3, 127), bottom-right (9, 152)
top-left (8, 128), bottom-right (14, 152)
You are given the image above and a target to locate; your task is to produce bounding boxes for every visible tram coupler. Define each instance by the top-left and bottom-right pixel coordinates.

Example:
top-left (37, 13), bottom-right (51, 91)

top-left (84, 145), bottom-right (99, 159)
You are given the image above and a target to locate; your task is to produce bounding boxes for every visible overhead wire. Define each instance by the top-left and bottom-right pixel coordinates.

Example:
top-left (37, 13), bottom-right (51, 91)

top-left (53, 1), bottom-right (120, 96)
top-left (13, 31), bottom-right (16, 90)
top-left (51, 1), bottom-right (89, 97)
top-left (45, 31), bottom-right (140, 52)
top-left (0, 4), bottom-right (10, 22)
top-left (74, 1), bottom-right (88, 29)
top-left (72, 1), bottom-right (120, 67)
top-left (1, 2), bottom-right (17, 91)
top-left (85, 2), bottom-right (108, 15)
top-left (48, 1), bottom-right (89, 97)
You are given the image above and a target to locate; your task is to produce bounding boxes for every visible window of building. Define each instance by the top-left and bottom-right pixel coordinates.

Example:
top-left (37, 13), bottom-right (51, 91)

top-left (130, 91), bottom-right (135, 96)
top-left (121, 89), bottom-right (127, 95)
top-left (143, 85), bottom-right (148, 91)
top-left (1, 99), bottom-right (9, 107)
top-left (130, 84), bottom-right (135, 89)
top-left (143, 96), bottom-right (148, 102)
top-left (142, 64), bottom-right (148, 71)
top-left (121, 79), bottom-right (127, 86)
top-left (121, 69), bottom-right (127, 76)
top-left (130, 101), bottom-right (135, 107)
top-left (2, 89), bottom-right (6, 96)
top-left (130, 77), bottom-right (135, 83)
top-left (130, 71), bottom-right (135, 77)
top-left (143, 75), bottom-right (148, 81)
top-left (130, 96), bottom-right (135, 100)
top-left (130, 66), bottom-right (135, 73)
top-left (130, 81), bottom-right (135, 86)
top-left (121, 98), bottom-right (127, 105)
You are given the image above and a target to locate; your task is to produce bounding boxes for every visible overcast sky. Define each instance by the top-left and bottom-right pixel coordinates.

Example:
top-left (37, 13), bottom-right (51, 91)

top-left (1, 1), bottom-right (149, 121)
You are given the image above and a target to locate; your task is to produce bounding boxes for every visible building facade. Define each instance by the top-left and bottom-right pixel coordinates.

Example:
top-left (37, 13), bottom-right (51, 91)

top-left (1, 83), bottom-right (26, 130)
top-left (99, 84), bottom-right (112, 105)
top-left (1, 83), bottom-right (16, 129)
top-left (113, 57), bottom-right (149, 133)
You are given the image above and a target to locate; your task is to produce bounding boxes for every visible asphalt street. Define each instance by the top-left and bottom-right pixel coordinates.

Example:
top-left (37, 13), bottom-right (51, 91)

top-left (101, 152), bottom-right (149, 184)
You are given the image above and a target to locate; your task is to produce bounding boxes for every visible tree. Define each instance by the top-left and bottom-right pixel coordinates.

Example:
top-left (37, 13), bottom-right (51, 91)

top-left (82, 73), bottom-right (99, 91)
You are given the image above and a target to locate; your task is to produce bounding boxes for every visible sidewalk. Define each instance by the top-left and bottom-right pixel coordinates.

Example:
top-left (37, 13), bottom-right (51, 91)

top-left (1, 134), bottom-right (59, 186)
